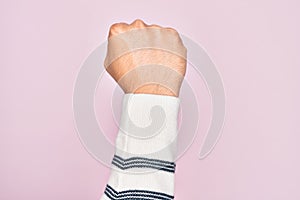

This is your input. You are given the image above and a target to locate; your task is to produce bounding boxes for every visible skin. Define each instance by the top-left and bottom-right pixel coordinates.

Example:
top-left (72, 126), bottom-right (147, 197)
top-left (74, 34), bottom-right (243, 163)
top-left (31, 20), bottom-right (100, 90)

top-left (105, 19), bottom-right (187, 97)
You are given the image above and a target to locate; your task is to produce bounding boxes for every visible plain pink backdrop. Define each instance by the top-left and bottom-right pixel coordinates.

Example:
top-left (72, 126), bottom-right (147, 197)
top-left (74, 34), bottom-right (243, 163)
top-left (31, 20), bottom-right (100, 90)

top-left (1, 0), bottom-right (300, 199)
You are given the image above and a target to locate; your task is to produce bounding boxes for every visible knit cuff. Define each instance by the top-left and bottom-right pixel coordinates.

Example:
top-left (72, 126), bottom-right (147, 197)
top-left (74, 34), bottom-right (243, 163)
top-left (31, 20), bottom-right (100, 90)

top-left (115, 93), bottom-right (180, 162)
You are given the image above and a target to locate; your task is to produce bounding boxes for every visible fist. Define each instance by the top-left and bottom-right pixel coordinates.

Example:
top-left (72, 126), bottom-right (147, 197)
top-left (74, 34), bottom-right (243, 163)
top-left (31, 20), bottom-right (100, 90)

top-left (104, 19), bottom-right (187, 97)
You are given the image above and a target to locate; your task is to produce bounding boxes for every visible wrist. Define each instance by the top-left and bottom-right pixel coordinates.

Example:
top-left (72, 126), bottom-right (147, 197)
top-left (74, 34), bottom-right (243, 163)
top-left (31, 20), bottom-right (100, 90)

top-left (133, 83), bottom-right (178, 97)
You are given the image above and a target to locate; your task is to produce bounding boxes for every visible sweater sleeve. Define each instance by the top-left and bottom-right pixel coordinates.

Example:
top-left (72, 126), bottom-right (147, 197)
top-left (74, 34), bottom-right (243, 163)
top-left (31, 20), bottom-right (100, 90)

top-left (100, 93), bottom-right (180, 200)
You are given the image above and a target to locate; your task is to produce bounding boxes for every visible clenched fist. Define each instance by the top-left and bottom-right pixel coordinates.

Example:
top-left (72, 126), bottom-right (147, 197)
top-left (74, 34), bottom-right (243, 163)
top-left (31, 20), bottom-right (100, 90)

top-left (104, 19), bottom-right (187, 97)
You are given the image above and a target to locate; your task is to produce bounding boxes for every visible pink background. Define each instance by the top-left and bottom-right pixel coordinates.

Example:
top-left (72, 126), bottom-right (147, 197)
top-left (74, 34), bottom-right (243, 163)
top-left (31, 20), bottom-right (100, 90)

top-left (1, 0), bottom-right (300, 199)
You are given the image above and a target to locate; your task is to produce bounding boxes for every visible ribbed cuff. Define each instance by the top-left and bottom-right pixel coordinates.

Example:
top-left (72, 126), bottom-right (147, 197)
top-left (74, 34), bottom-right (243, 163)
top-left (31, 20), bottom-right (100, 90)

top-left (115, 93), bottom-right (180, 162)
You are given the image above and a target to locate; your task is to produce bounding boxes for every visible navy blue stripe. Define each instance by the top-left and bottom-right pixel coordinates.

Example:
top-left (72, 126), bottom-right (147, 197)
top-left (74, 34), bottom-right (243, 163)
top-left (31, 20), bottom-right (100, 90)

top-left (113, 156), bottom-right (175, 168)
top-left (104, 184), bottom-right (174, 200)
top-left (112, 160), bottom-right (175, 173)
top-left (105, 190), bottom-right (170, 200)
top-left (106, 184), bottom-right (174, 199)
top-left (112, 158), bottom-right (175, 169)
top-left (114, 155), bottom-right (175, 165)
top-left (112, 155), bottom-right (176, 173)
top-left (112, 159), bottom-right (175, 171)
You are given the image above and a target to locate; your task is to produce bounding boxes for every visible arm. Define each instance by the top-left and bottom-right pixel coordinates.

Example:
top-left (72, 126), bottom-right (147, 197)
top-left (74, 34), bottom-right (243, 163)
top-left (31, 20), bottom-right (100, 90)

top-left (100, 19), bottom-right (187, 200)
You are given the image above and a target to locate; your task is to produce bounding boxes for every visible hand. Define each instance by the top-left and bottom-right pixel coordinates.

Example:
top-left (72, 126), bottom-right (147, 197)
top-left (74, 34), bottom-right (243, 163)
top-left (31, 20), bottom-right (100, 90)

top-left (104, 19), bottom-right (187, 97)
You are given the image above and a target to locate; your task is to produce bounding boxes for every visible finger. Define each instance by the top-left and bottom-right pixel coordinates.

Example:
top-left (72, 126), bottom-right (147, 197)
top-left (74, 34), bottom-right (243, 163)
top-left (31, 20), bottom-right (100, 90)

top-left (130, 19), bottom-right (148, 28)
top-left (108, 22), bottom-right (130, 38)
top-left (148, 24), bottom-right (162, 29)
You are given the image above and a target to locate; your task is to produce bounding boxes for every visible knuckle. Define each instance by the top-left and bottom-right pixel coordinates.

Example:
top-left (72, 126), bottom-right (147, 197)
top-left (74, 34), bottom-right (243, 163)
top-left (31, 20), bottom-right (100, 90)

top-left (149, 24), bottom-right (162, 29)
top-left (109, 22), bottom-right (128, 36)
top-left (131, 19), bottom-right (147, 27)
top-left (109, 23), bottom-right (123, 31)
top-left (165, 27), bottom-right (179, 35)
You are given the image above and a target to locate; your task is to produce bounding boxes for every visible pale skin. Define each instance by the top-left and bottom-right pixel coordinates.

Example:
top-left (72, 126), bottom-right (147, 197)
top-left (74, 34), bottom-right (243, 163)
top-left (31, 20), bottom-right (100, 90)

top-left (105, 19), bottom-right (187, 97)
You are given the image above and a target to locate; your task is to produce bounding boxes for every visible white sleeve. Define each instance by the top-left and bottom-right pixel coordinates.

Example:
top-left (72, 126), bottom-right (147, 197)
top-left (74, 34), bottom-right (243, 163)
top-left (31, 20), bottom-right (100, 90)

top-left (100, 93), bottom-right (180, 200)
